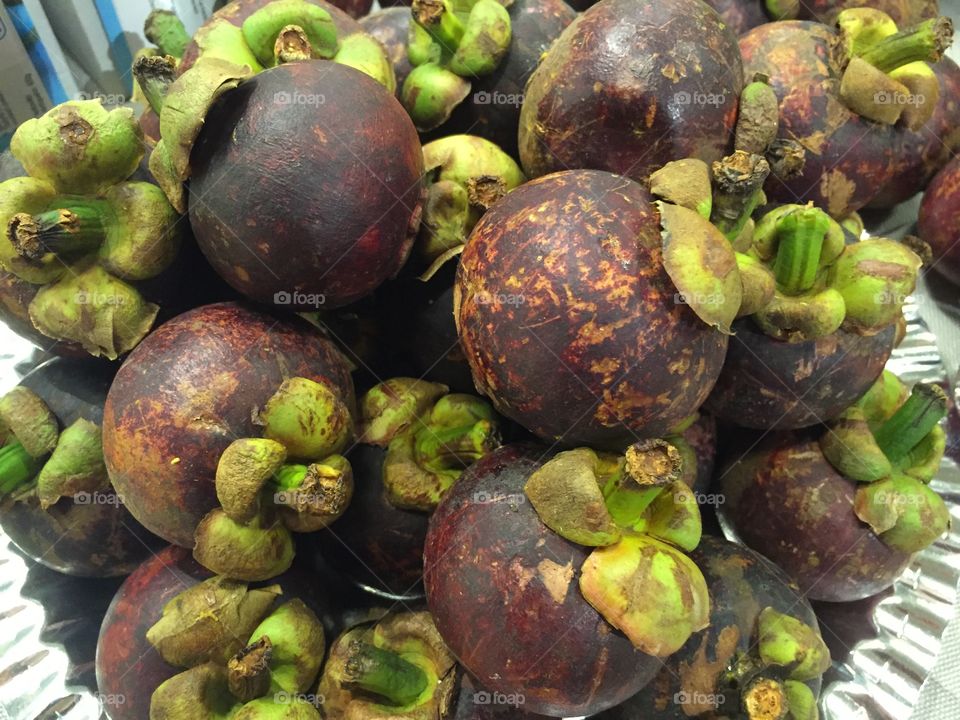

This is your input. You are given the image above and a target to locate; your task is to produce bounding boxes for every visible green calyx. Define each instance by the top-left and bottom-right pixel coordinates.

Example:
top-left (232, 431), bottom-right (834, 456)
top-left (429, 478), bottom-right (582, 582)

top-left (0, 441), bottom-right (45, 500)
top-left (418, 135), bottom-right (524, 275)
top-left (244, 599), bottom-right (326, 695)
top-left (336, 33), bottom-right (398, 93)
top-left (145, 10), bottom-right (190, 58)
top-left (783, 680), bottom-right (818, 720)
top-left (837, 8), bottom-right (899, 58)
top-left (36, 418), bottom-right (106, 509)
top-left (147, 576), bottom-right (281, 668)
top-left (649, 159), bottom-right (713, 219)
top-left (736, 253), bottom-right (777, 318)
top-left (193, 509), bottom-right (295, 581)
top-left (359, 378), bottom-right (449, 446)
top-left (258, 377), bottom-right (352, 461)
top-left (242, 0), bottom-right (339, 65)
top-left (0, 177), bottom-right (62, 285)
top-left (384, 392), bottom-right (500, 511)
top-left (403, 0), bottom-right (512, 130)
top-left (657, 199), bottom-right (742, 334)
top-left (11, 101), bottom-right (143, 196)
top-left (757, 608), bottom-right (831, 682)
top-left (854, 474), bottom-right (950, 553)
top-left (735, 77), bottom-right (779, 156)
top-left (216, 438), bottom-right (289, 522)
top-left (0, 386), bottom-right (59, 458)
top-left (579, 534), bottom-right (710, 657)
top-left (859, 17), bottom-right (954, 73)
top-left (150, 663), bottom-right (240, 720)
top-left (317, 611), bottom-right (457, 718)
top-left (233, 698), bottom-right (321, 719)
top-left (272, 455), bottom-right (354, 531)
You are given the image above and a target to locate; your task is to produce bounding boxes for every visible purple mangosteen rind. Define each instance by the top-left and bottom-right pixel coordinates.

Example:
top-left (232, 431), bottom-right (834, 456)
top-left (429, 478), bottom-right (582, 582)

top-left (455, 169), bottom-right (735, 448)
top-left (919, 154), bottom-right (960, 285)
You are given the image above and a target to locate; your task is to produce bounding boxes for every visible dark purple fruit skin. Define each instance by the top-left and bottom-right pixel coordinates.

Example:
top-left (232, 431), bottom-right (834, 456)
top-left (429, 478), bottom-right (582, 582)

top-left (919, 155), bottom-right (960, 286)
top-left (1, 360), bottom-right (160, 577)
top-left (456, 170), bottom-right (729, 449)
top-left (424, 444), bottom-right (662, 717)
top-left (871, 58), bottom-right (960, 208)
top-left (703, 0), bottom-right (770, 35)
top-left (718, 431), bottom-right (912, 602)
top-left (189, 62), bottom-right (423, 310)
top-left (95, 546), bottom-right (209, 720)
top-left (452, 675), bottom-right (548, 719)
top-left (797, 0), bottom-right (939, 26)
top-left (360, 8), bottom-right (412, 97)
top-left (0, 270), bottom-right (85, 356)
top-left (519, 0), bottom-right (742, 183)
top-left (320, 443), bottom-right (429, 598)
top-left (705, 319), bottom-right (896, 430)
top-left (682, 413), bottom-right (718, 494)
top-left (596, 536), bottom-right (822, 720)
top-left (102, 302), bottom-right (355, 547)
top-left (95, 546), bottom-right (341, 720)
top-left (181, 0), bottom-right (364, 73)
top-left (440, 0), bottom-right (576, 159)
top-left (740, 21), bottom-right (896, 218)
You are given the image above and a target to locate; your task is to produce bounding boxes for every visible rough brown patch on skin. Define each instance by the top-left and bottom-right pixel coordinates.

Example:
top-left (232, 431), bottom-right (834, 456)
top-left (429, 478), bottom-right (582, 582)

top-left (856, 258), bottom-right (913, 280)
top-left (538, 559), bottom-right (574, 604)
top-left (56, 107), bottom-right (94, 158)
top-left (677, 625), bottom-right (739, 714)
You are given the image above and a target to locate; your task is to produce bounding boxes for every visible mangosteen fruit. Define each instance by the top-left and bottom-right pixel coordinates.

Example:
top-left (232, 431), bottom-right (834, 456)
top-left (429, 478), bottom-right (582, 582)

top-left (425, 442), bottom-right (712, 716)
top-left (360, 7), bottom-right (414, 95)
top-left (0, 358), bottom-right (160, 576)
top-left (456, 168), bottom-right (741, 448)
top-left (320, 378), bottom-right (501, 598)
top-left (518, 0), bottom-right (743, 183)
top-left (102, 302), bottom-right (354, 548)
top-left (919, 154), bottom-right (960, 285)
top-left (0, 101), bottom-right (184, 359)
top-left (701, 0), bottom-right (788, 36)
top-left (706, 203), bottom-right (920, 429)
top-left (437, 0), bottom-right (577, 158)
top-left (719, 373), bottom-right (950, 601)
top-left (870, 57), bottom-right (960, 208)
top-left (597, 536), bottom-right (830, 720)
top-left (739, 10), bottom-right (954, 217)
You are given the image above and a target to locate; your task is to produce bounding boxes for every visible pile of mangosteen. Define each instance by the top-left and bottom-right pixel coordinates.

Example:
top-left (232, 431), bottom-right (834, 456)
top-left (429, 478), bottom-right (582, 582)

top-left (1, 0), bottom-right (958, 718)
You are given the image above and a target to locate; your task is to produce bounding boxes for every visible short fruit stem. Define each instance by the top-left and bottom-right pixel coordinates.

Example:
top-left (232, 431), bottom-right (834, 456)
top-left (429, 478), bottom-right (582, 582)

top-left (0, 441), bottom-right (43, 497)
top-left (274, 24), bottom-right (313, 64)
top-left (859, 17), bottom-right (954, 73)
top-left (272, 463), bottom-right (309, 490)
top-left (144, 10), bottom-right (190, 58)
top-left (742, 677), bottom-right (788, 720)
top-left (133, 54), bottom-right (177, 115)
top-left (412, 0), bottom-right (465, 49)
top-left (342, 640), bottom-right (428, 706)
top-left (772, 206), bottom-right (829, 295)
top-left (227, 636), bottom-right (273, 702)
top-left (710, 152), bottom-right (771, 241)
top-left (601, 440), bottom-right (681, 527)
top-left (8, 201), bottom-right (110, 262)
top-left (873, 383), bottom-right (948, 463)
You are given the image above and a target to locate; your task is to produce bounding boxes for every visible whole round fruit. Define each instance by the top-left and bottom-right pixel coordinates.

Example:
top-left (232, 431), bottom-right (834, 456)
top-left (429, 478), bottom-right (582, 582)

top-left (456, 169), bottom-right (730, 448)
top-left (425, 444), bottom-right (669, 717)
top-left (919, 154), bottom-right (960, 285)
top-left (519, 0), bottom-right (742, 182)
top-left (102, 302), bottom-right (354, 547)
top-left (189, 61), bottom-right (423, 309)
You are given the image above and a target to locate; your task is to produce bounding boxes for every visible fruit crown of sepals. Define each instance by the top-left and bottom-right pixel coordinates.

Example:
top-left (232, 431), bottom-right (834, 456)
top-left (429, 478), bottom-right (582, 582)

top-left (818, 371), bottom-right (951, 553)
top-left (0, 385), bottom-right (109, 508)
top-left (836, 9), bottom-right (953, 130)
top-left (402, 0), bottom-right (513, 131)
top-left (418, 135), bottom-right (525, 281)
top-left (318, 611), bottom-right (458, 719)
top-left (148, 579), bottom-right (327, 719)
top-left (359, 377), bottom-right (501, 511)
top-left (523, 439), bottom-right (710, 658)
top-left (704, 606), bottom-right (828, 720)
top-left (0, 101), bottom-right (182, 359)
top-left (193, 377), bottom-right (355, 581)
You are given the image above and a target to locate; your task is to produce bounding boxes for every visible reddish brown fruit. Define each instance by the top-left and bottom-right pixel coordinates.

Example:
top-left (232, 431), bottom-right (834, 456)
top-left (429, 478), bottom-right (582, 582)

top-left (456, 170), bottom-right (729, 449)
top-left (702, 0), bottom-right (771, 35)
top-left (102, 302), bottom-right (354, 547)
top-left (519, 0), bottom-right (742, 182)
top-left (919, 154), bottom-right (960, 285)
top-left (705, 319), bottom-right (896, 429)
top-left (871, 58), bottom-right (960, 208)
top-left (180, 0), bottom-right (364, 72)
top-left (189, 62), bottom-right (423, 309)
top-left (425, 444), bottom-right (663, 717)
top-left (739, 21), bottom-right (897, 217)
top-left (718, 431), bottom-right (913, 601)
